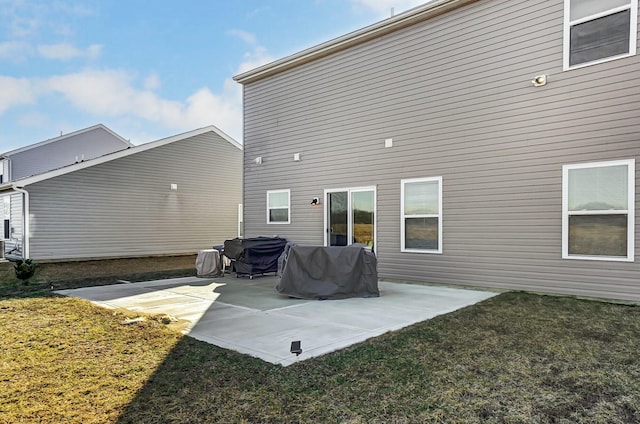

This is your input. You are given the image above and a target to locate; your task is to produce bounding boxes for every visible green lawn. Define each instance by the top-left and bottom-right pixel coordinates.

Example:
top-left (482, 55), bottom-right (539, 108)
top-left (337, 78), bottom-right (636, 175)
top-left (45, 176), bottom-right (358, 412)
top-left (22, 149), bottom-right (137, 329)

top-left (2, 280), bottom-right (640, 423)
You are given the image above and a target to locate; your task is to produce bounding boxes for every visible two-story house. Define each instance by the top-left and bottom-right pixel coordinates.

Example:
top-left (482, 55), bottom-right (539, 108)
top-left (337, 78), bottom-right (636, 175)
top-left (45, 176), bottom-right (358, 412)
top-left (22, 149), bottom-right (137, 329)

top-left (234, 0), bottom-right (640, 301)
top-left (1, 125), bottom-right (242, 261)
top-left (1, 124), bottom-right (132, 256)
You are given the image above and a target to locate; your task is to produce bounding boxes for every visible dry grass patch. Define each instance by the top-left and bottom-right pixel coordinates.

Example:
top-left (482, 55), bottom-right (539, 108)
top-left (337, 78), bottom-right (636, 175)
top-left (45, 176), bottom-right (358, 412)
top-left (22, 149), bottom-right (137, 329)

top-left (2, 285), bottom-right (640, 423)
top-left (0, 296), bottom-right (184, 424)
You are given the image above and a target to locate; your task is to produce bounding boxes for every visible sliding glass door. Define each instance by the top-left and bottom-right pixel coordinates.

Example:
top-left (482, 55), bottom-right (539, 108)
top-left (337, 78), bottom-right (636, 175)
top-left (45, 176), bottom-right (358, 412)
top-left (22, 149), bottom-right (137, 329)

top-left (325, 187), bottom-right (376, 249)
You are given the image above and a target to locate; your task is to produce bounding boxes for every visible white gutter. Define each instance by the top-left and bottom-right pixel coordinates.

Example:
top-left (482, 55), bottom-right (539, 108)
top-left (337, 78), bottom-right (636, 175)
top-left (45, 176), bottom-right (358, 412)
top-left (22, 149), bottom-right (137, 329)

top-left (11, 185), bottom-right (29, 259)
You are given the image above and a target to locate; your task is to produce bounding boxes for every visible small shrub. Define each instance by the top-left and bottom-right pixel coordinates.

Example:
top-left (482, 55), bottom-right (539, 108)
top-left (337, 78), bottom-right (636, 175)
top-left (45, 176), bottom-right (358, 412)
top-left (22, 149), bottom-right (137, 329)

top-left (13, 259), bottom-right (37, 285)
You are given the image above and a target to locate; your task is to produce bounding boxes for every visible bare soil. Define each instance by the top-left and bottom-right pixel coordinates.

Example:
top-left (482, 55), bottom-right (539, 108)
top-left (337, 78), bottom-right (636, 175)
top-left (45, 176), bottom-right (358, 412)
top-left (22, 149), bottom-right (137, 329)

top-left (0, 255), bottom-right (197, 288)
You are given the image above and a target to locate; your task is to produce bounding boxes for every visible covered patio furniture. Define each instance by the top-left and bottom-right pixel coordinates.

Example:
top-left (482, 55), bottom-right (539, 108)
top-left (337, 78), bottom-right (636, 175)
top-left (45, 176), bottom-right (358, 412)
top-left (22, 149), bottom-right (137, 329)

top-left (276, 244), bottom-right (379, 300)
top-left (223, 236), bottom-right (288, 279)
top-left (195, 248), bottom-right (223, 277)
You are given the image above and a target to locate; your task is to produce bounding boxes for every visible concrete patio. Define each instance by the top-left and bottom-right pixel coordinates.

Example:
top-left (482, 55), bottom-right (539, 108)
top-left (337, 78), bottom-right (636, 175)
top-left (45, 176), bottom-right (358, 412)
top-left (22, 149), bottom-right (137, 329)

top-left (56, 276), bottom-right (497, 366)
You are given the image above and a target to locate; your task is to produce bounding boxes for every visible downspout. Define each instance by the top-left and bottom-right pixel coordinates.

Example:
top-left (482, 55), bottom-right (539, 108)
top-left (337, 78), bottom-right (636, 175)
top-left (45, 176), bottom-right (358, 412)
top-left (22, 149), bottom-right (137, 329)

top-left (11, 185), bottom-right (29, 259)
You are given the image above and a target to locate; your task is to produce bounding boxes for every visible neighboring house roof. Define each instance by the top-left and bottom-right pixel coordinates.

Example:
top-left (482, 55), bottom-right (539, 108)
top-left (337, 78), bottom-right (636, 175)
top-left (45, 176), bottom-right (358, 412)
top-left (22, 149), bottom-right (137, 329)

top-left (0, 123), bottom-right (133, 158)
top-left (0, 125), bottom-right (241, 190)
top-left (233, 0), bottom-right (476, 84)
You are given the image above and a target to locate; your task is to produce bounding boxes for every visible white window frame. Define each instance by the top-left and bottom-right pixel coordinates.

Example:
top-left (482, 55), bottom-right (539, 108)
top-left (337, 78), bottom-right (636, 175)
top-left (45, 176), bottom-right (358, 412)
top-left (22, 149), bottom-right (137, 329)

top-left (562, 159), bottom-right (635, 262)
top-left (266, 189), bottom-right (290, 224)
top-left (238, 203), bottom-right (243, 237)
top-left (563, 0), bottom-right (638, 70)
top-left (401, 176), bottom-right (443, 254)
top-left (0, 159), bottom-right (6, 184)
top-left (2, 196), bottom-right (10, 240)
top-left (323, 186), bottom-right (377, 249)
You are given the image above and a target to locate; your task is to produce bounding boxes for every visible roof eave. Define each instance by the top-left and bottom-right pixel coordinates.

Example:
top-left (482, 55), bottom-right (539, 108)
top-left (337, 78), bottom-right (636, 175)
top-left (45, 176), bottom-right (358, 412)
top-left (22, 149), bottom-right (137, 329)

top-left (233, 0), bottom-right (477, 85)
top-left (11, 125), bottom-right (241, 187)
top-left (1, 124), bottom-right (130, 157)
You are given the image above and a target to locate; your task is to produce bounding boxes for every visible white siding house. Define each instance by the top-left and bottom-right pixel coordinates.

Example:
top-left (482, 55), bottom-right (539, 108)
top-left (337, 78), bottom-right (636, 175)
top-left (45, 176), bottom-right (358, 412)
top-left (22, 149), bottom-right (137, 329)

top-left (234, 0), bottom-right (640, 301)
top-left (0, 126), bottom-right (242, 261)
top-left (1, 124), bottom-right (133, 182)
top-left (1, 124), bottom-right (132, 257)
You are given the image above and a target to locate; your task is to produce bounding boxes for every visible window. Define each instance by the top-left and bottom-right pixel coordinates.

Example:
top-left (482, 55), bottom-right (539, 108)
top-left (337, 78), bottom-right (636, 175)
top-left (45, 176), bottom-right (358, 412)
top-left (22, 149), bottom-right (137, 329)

top-left (564, 0), bottom-right (638, 69)
top-left (401, 177), bottom-right (442, 253)
top-left (267, 189), bottom-right (290, 224)
top-left (238, 203), bottom-right (244, 237)
top-left (2, 196), bottom-right (9, 240)
top-left (562, 159), bottom-right (635, 261)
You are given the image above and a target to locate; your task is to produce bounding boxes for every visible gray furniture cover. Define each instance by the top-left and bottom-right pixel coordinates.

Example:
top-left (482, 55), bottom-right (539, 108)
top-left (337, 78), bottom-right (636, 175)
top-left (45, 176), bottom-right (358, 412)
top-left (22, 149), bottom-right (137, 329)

top-left (195, 249), bottom-right (222, 277)
top-left (276, 244), bottom-right (379, 300)
top-left (223, 236), bottom-right (288, 278)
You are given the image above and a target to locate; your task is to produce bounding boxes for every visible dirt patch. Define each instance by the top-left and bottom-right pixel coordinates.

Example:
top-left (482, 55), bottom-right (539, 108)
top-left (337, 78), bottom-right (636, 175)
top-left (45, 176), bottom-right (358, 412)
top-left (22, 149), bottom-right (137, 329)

top-left (0, 255), bottom-right (197, 287)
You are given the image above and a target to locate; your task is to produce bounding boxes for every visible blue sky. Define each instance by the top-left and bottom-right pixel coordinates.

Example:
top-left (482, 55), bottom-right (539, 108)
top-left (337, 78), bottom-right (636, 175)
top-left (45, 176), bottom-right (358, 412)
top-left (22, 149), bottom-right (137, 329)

top-left (0, 0), bottom-right (427, 152)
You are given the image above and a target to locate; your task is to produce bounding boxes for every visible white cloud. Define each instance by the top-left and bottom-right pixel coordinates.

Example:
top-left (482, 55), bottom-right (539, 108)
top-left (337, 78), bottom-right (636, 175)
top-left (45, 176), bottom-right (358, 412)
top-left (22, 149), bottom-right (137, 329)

top-left (0, 35), bottom-right (274, 144)
top-left (17, 112), bottom-right (49, 128)
top-left (236, 46), bottom-right (275, 74)
top-left (143, 73), bottom-right (161, 91)
top-left (51, 2), bottom-right (96, 17)
top-left (0, 41), bottom-right (101, 62)
top-left (0, 40), bottom-right (32, 62)
top-left (350, 0), bottom-right (430, 15)
top-left (37, 43), bottom-right (102, 60)
top-left (46, 69), bottom-right (177, 118)
top-left (85, 44), bottom-right (102, 59)
top-left (43, 68), bottom-right (244, 141)
top-left (228, 29), bottom-right (257, 46)
top-left (246, 6), bottom-right (271, 20)
top-left (227, 29), bottom-right (274, 73)
top-left (182, 87), bottom-right (242, 133)
top-left (0, 0), bottom-right (97, 38)
top-left (8, 16), bottom-right (40, 38)
top-left (0, 76), bottom-right (36, 114)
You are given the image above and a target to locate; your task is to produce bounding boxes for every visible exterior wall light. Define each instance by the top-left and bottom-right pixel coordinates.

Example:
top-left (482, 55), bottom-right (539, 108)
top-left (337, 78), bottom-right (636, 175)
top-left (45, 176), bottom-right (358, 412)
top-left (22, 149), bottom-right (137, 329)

top-left (311, 197), bottom-right (320, 206)
top-left (532, 75), bottom-right (547, 87)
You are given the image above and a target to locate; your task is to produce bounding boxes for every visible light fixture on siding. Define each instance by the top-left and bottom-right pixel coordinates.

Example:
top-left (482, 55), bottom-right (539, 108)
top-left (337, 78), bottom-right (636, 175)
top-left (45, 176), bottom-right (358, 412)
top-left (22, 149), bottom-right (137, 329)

top-left (170, 183), bottom-right (178, 191)
top-left (310, 197), bottom-right (320, 206)
top-left (254, 156), bottom-right (263, 165)
top-left (532, 74), bottom-right (547, 87)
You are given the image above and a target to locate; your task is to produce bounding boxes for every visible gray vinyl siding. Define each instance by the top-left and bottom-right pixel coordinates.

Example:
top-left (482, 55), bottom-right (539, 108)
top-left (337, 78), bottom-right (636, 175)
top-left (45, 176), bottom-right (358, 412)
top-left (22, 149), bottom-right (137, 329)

top-left (8, 127), bottom-right (129, 181)
top-left (241, 0), bottom-right (640, 301)
top-left (26, 131), bottom-right (242, 260)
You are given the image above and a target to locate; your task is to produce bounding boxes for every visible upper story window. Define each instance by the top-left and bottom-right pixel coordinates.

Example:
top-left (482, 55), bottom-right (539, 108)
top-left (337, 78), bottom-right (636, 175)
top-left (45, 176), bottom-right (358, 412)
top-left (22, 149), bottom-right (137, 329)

top-left (562, 159), bottom-right (635, 262)
top-left (401, 176), bottom-right (442, 254)
top-left (564, 0), bottom-right (638, 70)
top-left (0, 159), bottom-right (6, 184)
top-left (267, 189), bottom-right (290, 224)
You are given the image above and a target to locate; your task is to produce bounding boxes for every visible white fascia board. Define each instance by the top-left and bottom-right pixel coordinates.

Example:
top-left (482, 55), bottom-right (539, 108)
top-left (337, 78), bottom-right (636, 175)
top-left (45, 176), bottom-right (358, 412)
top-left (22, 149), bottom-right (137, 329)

top-left (98, 124), bottom-right (135, 147)
top-left (1, 124), bottom-right (131, 157)
top-left (0, 183), bottom-right (14, 192)
top-left (233, 0), bottom-right (476, 84)
top-left (12, 125), bottom-right (242, 188)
